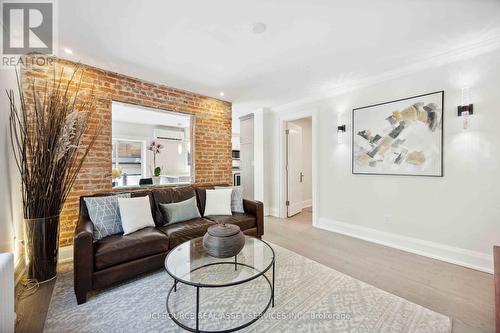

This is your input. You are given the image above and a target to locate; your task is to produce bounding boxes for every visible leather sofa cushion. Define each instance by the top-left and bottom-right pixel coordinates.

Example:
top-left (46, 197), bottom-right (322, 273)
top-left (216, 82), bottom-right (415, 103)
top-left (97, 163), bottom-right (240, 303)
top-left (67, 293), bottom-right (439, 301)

top-left (94, 227), bottom-right (169, 270)
top-left (152, 186), bottom-right (197, 225)
top-left (205, 213), bottom-right (256, 231)
top-left (158, 218), bottom-right (215, 248)
top-left (194, 186), bottom-right (212, 216)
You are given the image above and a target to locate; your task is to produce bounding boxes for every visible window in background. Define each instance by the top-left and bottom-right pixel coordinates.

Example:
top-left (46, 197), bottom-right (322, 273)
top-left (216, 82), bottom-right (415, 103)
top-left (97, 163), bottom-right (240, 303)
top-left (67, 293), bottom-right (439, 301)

top-left (112, 139), bottom-right (144, 187)
top-left (111, 101), bottom-right (194, 188)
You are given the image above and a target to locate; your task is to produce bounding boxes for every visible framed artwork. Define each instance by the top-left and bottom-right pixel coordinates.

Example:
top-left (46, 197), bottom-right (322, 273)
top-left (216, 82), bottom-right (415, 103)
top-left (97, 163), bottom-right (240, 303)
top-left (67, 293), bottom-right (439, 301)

top-left (352, 91), bottom-right (444, 177)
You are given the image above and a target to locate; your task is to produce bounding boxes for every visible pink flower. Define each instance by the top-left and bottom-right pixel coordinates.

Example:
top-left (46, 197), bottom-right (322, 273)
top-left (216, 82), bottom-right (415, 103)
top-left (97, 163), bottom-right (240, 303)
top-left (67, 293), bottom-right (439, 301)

top-left (148, 140), bottom-right (164, 154)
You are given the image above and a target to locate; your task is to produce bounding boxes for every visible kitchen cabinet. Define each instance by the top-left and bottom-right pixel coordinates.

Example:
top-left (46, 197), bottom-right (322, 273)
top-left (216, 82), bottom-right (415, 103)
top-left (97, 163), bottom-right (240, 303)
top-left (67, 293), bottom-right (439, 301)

top-left (239, 114), bottom-right (254, 199)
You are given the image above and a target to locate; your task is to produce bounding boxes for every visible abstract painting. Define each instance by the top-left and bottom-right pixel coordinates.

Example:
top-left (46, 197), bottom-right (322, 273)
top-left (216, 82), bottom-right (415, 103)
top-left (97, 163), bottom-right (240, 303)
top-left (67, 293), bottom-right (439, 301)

top-left (352, 91), bottom-right (443, 176)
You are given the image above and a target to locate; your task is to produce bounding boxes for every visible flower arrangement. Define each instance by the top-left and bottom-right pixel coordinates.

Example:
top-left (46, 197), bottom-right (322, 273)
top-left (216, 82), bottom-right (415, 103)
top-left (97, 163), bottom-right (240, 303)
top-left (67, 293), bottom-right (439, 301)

top-left (9, 66), bottom-right (100, 219)
top-left (8, 65), bottom-right (100, 281)
top-left (148, 140), bottom-right (164, 176)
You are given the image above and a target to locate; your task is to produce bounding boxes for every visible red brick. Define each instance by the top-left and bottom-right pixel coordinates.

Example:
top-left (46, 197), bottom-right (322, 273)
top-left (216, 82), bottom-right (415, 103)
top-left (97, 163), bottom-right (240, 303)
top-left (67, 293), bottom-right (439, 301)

top-left (21, 56), bottom-right (232, 246)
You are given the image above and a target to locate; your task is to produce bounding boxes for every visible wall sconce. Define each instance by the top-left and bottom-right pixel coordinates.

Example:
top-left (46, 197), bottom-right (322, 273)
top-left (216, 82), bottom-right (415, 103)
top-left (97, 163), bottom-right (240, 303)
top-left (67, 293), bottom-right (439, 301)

top-left (458, 87), bottom-right (473, 130)
top-left (337, 125), bottom-right (346, 144)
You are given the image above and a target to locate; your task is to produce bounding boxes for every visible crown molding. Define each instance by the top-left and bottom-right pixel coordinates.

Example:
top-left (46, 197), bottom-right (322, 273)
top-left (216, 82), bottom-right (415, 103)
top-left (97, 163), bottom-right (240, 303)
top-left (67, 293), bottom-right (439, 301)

top-left (272, 32), bottom-right (500, 113)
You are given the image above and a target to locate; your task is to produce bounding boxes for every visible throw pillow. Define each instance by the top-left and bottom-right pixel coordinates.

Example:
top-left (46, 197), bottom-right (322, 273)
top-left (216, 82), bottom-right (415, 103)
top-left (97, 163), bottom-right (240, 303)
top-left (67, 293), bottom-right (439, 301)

top-left (84, 193), bottom-right (131, 240)
top-left (214, 186), bottom-right (244, 213)
top-left (117, 196), bottom-right (156, 235)
top-left (159, 196), bottom-right (201, 225)
top-left (204, 188), bottom-right (233, 216)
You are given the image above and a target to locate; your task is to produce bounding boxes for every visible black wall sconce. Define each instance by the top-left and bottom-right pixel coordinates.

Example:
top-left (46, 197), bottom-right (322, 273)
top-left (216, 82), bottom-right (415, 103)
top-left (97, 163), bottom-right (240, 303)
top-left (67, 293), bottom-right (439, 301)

top-left (458, 87), bottom-right (473, 130)
top-left (457, 104), bottom-right (473, 116)
top-left (337, 125), bottom-right (346, 144)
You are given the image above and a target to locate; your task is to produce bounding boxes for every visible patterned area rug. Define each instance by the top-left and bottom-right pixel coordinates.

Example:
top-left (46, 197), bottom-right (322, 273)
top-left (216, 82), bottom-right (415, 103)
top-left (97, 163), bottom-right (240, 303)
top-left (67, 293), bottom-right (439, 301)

top-left (44, 244), bottom-right (451, 332)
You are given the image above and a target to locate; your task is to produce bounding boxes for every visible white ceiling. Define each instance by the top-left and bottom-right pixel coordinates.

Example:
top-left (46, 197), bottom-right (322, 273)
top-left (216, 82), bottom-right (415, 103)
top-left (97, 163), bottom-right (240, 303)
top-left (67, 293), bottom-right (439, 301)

top-left (59, 0), bottom-right (500, 117)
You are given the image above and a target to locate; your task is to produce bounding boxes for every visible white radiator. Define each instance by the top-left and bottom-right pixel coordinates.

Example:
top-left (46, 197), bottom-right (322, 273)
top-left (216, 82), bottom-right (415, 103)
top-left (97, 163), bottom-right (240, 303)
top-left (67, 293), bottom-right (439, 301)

top-left (0, 253), bottom-right (15, 333)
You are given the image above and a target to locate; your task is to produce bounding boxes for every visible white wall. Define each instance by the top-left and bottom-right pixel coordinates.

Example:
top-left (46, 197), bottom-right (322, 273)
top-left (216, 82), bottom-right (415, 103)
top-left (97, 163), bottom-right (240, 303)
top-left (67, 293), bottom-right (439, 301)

top-left (239, 114), bottom-right (255, 200)
top-left (266, 49), bottom-right (500, 273)
top-left (289, 117), bottom-right (312, 206)
top-left (234, 109), bottom-right (278, 216)
top-left (0, 67), bottom-right (24, 265)
top-left (263, 110), bottom-right (279, 216)
top-left (232, 112), bottom-right (241, 134)
top-left (253, 109), bottom-right (265, 203)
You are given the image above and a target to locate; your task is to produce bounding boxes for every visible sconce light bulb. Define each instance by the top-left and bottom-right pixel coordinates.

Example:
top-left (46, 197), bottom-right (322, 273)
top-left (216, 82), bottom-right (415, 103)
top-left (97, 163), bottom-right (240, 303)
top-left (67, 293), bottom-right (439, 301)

top-left (462, 110), bottom-right (469, 130)
top-left (337, 125), bottom-right (346, 144)
top-left (461, 87), bottom-right (470, 107)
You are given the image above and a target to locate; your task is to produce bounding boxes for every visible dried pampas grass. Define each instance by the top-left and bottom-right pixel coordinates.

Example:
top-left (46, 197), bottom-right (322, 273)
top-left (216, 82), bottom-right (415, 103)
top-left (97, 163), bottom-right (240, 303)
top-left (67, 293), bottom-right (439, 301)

top-left (8, 66), bottom-right (101, 219)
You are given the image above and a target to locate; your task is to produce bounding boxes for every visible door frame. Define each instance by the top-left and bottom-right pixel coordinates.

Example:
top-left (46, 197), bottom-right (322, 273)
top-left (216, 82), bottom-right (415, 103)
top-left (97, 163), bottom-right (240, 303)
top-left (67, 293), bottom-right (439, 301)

top-left (278, 109), bottom-right (318, 226)
top-left (285, 122), bottom-right (303, 218)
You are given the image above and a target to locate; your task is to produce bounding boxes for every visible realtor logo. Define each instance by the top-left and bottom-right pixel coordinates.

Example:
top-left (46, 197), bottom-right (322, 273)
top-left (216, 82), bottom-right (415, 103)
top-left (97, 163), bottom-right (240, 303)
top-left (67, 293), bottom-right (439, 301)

top-left (2, 1), bottom-right (53, 55)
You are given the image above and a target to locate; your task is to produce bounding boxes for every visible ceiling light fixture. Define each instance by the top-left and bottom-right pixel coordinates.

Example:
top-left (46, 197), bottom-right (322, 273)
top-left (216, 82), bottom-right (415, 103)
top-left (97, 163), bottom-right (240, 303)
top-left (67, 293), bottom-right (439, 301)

top-left (64, 48), bottom-right (73, 54)
top-left (252, 22), bottom-right (267, 34)
top-left (219, 92), bottom-right (225, 97)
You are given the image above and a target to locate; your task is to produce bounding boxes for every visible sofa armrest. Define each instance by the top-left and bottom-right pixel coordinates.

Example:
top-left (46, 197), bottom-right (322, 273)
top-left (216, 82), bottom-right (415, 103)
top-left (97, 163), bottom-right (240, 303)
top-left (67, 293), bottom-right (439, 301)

top-left (73, 216), bottom-right (94, 304)
top-left (243, 199), bottom-right (264, 238)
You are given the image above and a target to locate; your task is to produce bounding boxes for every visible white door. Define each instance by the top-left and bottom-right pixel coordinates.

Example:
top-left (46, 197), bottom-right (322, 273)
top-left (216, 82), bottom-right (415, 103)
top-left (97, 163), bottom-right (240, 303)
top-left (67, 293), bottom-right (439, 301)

top-left (286, 122), bottom-right (303, 217)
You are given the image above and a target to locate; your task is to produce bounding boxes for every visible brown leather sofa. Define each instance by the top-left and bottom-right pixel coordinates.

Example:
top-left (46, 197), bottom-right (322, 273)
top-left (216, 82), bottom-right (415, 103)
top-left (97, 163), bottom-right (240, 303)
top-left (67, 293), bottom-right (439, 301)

top-left (73, 185), bottom-right (264, 304)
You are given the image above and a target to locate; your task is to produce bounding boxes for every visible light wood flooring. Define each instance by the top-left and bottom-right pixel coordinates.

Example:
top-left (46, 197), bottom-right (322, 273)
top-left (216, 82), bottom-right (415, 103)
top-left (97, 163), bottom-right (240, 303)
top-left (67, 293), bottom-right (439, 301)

top-left (264, 210), bottom-right (495, 333)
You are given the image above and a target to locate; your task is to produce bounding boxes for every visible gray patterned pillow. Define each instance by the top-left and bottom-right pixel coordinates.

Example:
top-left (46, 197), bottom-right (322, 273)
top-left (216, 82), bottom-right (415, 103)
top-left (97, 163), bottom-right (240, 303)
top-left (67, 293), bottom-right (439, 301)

top-left (214, 186), bottom-right (244, 213)
top-left (84, 193), bottom-right (131, 240)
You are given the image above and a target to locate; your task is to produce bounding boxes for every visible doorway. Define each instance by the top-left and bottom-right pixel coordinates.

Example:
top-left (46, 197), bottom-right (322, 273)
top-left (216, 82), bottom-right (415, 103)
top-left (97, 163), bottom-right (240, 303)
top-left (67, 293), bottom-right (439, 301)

top-left (285, 117), bottom-right (313, 220)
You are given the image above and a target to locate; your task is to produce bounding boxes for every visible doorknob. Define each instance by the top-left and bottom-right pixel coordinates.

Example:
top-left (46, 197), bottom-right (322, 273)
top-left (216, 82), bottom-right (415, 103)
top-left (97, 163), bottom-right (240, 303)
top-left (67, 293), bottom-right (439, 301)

top-left (300, 172), bottom-right (304, 183)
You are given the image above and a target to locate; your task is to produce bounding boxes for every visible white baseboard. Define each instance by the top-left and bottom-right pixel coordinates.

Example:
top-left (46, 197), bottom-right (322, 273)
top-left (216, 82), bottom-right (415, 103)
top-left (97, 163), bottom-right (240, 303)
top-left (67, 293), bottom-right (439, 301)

top-left (0, 241), bottom-right (13, 254)
top-left (317, 217), bottom-right (493, 274)
top-left (268, 207), bottom-right (280, 217)
top-left (59, 245), bottom-right (73, 263)
top-left (266, 205), bottom-right (309, 218)
top-left (302, 199), bottom-right (312, 209)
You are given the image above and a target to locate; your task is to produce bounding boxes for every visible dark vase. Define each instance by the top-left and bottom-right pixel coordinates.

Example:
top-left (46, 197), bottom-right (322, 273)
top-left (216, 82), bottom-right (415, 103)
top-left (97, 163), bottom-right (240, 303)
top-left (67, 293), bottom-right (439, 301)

top-left (203, 224), bottom-right (245, 258)
top-left (24, 215), bottom-right (60, 282)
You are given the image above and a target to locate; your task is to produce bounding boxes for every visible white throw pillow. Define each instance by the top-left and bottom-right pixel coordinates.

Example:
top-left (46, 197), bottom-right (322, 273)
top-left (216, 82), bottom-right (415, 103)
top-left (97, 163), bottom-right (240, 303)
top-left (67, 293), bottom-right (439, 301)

top-left (214, 186), bottom-right (244, 213)
top-left (204, 189), bottom-right (233, 216)
top-left (118, 196), bottom-right (156, 235)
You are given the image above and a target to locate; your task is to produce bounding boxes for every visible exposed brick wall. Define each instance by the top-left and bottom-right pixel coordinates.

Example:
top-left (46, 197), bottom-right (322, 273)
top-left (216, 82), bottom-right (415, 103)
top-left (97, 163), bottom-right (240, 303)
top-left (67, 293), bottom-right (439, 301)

top-left (21, 57), bottom-right (232, 246)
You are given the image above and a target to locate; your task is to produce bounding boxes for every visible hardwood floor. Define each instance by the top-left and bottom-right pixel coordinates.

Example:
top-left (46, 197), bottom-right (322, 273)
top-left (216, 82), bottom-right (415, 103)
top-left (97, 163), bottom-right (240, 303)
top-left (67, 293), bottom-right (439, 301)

top-left (15, 278), bottom-right (55, 333)
top-left (15, 211), bottom-right (495, 332)
top-left (264, 211), bottom-right (495, 333)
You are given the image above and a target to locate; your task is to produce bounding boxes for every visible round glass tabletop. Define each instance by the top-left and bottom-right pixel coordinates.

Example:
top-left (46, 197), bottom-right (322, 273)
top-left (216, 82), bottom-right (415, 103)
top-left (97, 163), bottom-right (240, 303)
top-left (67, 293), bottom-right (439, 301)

top-left (165, 236), bottom-right (275, 287)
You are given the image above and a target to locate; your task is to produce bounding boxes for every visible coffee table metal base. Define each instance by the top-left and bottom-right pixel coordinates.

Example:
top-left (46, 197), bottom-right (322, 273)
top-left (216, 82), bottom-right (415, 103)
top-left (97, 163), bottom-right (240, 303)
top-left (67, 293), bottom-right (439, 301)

top-left (166, 258), bottom-right (275, 333)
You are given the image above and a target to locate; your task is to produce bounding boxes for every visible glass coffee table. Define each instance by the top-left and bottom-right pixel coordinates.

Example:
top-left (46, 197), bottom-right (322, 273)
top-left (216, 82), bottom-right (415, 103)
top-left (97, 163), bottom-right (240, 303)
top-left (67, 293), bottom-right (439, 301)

top-left (165, 236), bottom-right (275, 333)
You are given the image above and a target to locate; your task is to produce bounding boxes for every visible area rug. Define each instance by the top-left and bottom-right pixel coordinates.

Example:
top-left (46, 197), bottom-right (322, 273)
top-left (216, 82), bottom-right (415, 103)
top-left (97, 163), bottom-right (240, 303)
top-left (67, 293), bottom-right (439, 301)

top-left (43, 244), bottom-right (451, 332)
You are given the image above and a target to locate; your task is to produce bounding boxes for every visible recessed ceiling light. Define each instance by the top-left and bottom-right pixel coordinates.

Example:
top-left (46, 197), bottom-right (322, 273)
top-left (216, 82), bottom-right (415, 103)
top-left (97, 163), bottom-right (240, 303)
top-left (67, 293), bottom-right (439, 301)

top-left (64, 48), bottom-right (73, 54)
top-left (252, 22), bottom-right (267, 34)
top-left (219, 92), bottom-right (225, 97)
